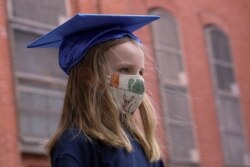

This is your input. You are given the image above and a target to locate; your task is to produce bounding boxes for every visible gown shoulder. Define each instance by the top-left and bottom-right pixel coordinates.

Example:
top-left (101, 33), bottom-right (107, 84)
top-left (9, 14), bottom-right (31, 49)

top-left (51, 128), bottom-right (165, 167)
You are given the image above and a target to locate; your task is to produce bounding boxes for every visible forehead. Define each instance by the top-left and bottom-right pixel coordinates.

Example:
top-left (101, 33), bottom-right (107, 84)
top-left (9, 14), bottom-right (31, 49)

top-left (107, 41), bottom-right (145, 65)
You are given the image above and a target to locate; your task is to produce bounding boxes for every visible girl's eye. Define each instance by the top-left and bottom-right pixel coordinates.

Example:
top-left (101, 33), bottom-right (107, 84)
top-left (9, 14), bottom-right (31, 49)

top-left (119, 68), bottom-right (130, 74)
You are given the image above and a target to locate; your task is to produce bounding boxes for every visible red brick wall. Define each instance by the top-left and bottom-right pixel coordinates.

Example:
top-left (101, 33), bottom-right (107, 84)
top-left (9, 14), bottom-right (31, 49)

top-left (180, 1), bottom-right (250, 167)
top-left (1, 0), bottom-right (250, 167)
top-left (0, 0), bottom-right (22, 166)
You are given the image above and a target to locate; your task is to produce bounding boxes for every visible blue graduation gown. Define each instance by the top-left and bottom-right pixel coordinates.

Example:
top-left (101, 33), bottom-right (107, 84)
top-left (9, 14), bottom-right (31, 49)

top-left (51, 128), bottom-right (164, 167)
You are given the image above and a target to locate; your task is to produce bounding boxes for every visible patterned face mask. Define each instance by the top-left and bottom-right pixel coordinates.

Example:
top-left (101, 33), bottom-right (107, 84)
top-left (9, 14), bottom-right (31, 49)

top-left (106, 74), bottom-right (145, 114)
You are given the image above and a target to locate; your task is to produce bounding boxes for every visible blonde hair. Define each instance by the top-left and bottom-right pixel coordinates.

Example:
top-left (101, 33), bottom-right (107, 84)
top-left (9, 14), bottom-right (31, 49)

top-left (46, 37), bottom-right (161, 162)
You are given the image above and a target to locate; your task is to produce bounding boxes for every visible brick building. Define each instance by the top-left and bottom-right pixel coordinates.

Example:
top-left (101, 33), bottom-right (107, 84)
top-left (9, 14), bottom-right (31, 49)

top-left (0, 0), bottom-right (250, 167)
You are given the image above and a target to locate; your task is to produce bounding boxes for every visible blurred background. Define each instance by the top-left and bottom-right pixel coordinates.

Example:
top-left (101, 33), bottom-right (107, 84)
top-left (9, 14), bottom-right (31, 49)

top-left (0, 0), bottom-right (250, 167)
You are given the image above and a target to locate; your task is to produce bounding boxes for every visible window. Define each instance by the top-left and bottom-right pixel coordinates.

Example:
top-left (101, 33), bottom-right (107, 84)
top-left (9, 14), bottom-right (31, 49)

top-left (8, 0), bottom-right (68, 153)
top-left (205, 26), bottom-right (249, 166)
top-left (11, 0), bottom-right (67, 26)
top-left (150, 10), bottom-right (199, 165)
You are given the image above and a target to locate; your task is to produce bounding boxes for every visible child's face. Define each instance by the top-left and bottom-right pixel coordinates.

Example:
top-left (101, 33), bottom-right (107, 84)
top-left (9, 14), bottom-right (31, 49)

top-left (106, 41), bottom-right (145, 76)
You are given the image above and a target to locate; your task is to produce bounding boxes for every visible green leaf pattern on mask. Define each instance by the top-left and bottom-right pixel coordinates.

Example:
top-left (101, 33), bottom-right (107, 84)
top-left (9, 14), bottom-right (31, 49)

top-left (128, 78), bottom-right (145, 95)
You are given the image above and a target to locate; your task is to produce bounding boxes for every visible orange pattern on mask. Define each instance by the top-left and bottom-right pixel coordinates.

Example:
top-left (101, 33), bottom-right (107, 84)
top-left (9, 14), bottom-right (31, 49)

top-left (110, 74), bottom-right (120, 88)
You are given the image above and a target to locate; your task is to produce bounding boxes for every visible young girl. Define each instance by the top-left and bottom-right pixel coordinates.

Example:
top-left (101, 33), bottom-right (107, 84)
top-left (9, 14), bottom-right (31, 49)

top-left (28, 14), bottom-right (164, 167)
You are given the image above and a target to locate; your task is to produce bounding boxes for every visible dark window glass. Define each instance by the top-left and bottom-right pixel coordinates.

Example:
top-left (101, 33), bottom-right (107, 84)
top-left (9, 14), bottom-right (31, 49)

top-left (215, 65), bottom-right (235, 91)
top-left (14, 30), bottom-right (67, 79)
top-left (157, 51), bottom-right (183, 81)
top-left (218, 95), bottom-right (242, 131)
top-left (210, 30), bottom-right (232, 62)
top-left (151, 10), bottom-right (197, 164)
top-left (223, 133), bottom-right (246, 165)
top-left (168, 124), bottom-right (195, 162)
top-left (165, 85), bottom-right (190, 122)
top-left (13, 31), bottom-right (66, 151)
top-left (19, 91), bottom-right (63, 140)
top-left (206, 26), bottom-right (247, 166)
top-left (151, 11), bottom-right (180, 50)
top-left (12, 0), bottom-right (66, 25)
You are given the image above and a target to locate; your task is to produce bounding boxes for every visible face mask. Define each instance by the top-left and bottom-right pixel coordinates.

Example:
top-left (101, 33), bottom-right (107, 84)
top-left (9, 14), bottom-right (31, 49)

top-left (106, 74), bottom-right (145, 114)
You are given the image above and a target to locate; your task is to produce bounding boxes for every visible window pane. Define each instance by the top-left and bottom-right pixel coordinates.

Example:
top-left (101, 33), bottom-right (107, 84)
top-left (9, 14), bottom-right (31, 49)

top-left (48, 113), bottom-right (61, 136)
top-left (215, 65), bottom-right (234, 91)
top-left (210, 29), bottom-right (232, 62)
top-left (206, 26), bottom-right (248, 166)
top-left (19, 90), bottom-right (63, 139)
top-left (19, 91), bottom-right (47, 139)
top-left (164, 85), bottom-right (190, 122)
top-left (223, 133), bottom-right (246, 165)
top-left (30, 110), bottom-right (48, 138)
top-left (48, 96), bottom-right (63, 136)
top-left (157, 51), bottom-right (183, 81)
top-left (168, 123), bottom-right (195, 162)
top-left (151, 11), bottom-right (180, 49)
top-left (14, 30), bottom-right (67, 79)
top-left (19, 108), bottom-right (31, 137)
top-left (151, 10), bottom-right (197, 163)
top-left (12, 0), bottom-right (66, 25)
top-left (218, 95), bottom-right (242, 131)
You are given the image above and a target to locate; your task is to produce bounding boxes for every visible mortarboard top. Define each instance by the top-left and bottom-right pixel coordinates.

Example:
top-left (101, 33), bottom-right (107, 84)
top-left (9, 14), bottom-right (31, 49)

top-left (27, 13), bottom-right (160, 74)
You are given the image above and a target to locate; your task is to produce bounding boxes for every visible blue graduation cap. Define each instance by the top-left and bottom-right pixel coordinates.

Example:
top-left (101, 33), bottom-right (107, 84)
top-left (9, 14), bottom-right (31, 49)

top-left (27, 13), bottom-right (160, 74)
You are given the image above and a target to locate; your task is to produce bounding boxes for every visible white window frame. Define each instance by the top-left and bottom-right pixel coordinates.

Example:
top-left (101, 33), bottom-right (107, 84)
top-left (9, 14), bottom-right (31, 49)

top-left (7, 0), bottom-right (69, 154)
top-left (150, 10), bottom-right (199, 165)
top-left (205, 25), bottom-right (249, 167)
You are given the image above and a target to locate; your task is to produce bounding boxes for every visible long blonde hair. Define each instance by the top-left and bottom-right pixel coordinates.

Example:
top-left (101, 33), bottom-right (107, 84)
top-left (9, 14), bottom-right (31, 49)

top-left (46, 37), bottom-right (161, 162)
